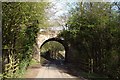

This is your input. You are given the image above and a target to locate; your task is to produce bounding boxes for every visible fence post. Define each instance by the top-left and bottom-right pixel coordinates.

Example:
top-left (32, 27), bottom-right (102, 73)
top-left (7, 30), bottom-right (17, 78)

top-left (91, 58), bottom-right (93, 73)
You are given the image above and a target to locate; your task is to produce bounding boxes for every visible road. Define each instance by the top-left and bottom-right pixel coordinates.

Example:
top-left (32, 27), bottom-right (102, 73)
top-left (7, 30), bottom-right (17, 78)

top-left (36, 61), bottom-right (77, 78)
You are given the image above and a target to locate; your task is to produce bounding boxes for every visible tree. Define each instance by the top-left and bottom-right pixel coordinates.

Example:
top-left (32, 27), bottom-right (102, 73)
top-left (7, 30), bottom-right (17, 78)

top-left (2, 2), bottom-right (49, 78)
top-left (59, 2), bottom-right (120, 79)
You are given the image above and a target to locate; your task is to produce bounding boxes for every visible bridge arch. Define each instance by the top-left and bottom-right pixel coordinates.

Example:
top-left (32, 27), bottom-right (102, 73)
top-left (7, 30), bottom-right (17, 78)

top-left (40, 37), bottom-right (68, 62)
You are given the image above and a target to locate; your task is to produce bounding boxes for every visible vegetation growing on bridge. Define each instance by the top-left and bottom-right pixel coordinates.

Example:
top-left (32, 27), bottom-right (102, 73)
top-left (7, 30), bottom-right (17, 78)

top-left (59, 2), bottom-right (120, 79)
top-left (2, 2), bottom-right (49, 78)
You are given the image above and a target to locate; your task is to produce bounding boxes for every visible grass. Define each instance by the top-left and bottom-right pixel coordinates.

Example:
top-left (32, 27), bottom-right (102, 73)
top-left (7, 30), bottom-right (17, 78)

top-left (13, 58), bottom-right (39, 78)
top-left (65, 63), bottom-right (108, 80)
top-left (77, 70), bottom-right (108, 80)
top-left (13, 60), bottom-right (29, 78)
top-left (29, 58), bottom-right (39, 66)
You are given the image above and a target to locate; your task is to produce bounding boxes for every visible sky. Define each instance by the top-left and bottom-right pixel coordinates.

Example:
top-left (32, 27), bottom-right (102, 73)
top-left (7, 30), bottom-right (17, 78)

top-left (47, 0), bottom-right (120, 29)
top-left (47, 0), bottom-right (120, 2)
top-left (48, 0), bottom-right (120, 20)
top-left (1, 0), bottom-right (120, 2)
top-left (49, 1), bottom-right (76, 17)
top-left (48, 0), bottom-right (77, 26)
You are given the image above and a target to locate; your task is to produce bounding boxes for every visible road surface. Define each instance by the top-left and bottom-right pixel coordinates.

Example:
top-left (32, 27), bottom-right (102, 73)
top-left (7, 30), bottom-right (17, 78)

top-left (36, 61), bottom-right (77, 78)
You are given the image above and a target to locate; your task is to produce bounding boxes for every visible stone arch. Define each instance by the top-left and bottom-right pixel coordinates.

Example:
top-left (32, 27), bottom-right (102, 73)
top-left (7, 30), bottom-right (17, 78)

top-left (40, 37), bottom-right (68, 62)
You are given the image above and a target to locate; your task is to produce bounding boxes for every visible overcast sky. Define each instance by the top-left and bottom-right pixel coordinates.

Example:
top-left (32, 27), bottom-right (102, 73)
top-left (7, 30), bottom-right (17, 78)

top-left (47, 0), bottom-right (119, 21)
top-left (47, 0), bottom-right (77, 27)
top-left (49, 0), bottom-right (76, 18)
top-left (47, 0), bottom-right (119, 28)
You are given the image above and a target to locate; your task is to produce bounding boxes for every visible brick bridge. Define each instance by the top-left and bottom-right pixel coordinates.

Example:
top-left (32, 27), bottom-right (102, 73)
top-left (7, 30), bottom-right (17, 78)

top-left (33, 28), bottom-right (69, 62)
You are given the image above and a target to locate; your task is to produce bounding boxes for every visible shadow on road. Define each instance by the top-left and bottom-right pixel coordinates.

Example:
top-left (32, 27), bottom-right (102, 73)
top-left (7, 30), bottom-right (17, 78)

top-left (40, 52), bottom-right (86, 79)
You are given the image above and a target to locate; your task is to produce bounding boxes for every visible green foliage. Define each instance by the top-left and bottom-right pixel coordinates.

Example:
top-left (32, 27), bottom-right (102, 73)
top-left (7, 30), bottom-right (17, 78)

top-left (2, 2), bottom-right (49, 78)
top-left (29, 58), bottom-right (38, 66)
top-left (11, 59), bottom-right (29, 78)
top-left (59, 2), bottom-right (120, 79)
top-left (41, 41), bottom-right (65, 53)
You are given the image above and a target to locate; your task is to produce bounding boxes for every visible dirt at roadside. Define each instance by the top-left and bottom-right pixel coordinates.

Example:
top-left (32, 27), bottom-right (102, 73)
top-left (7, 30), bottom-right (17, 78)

top-left (23, 64), bottom-right (41, 78)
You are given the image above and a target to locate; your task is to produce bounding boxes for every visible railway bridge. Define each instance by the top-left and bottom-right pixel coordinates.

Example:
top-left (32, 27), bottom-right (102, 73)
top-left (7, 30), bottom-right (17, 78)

top-left (33, 28), bottom-right (69, 62)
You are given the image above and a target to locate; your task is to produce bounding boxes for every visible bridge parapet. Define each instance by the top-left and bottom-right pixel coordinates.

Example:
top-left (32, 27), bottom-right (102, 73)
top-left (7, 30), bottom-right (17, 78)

top-left (37, 30), bottom-right (60, 48)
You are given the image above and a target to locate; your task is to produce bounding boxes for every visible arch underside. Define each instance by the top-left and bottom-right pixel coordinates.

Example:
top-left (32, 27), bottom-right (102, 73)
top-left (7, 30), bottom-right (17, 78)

top-left (40, 38), bottom-right (68, 62)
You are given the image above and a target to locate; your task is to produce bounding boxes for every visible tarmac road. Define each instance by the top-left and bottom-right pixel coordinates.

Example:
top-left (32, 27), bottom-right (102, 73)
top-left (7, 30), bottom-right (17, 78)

top-left (36, 61), bottom-right (77, 78)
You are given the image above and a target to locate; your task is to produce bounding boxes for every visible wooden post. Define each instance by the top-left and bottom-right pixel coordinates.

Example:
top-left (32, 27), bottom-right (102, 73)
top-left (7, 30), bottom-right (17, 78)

top-left (91, 58), bottom-right (93, 73)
